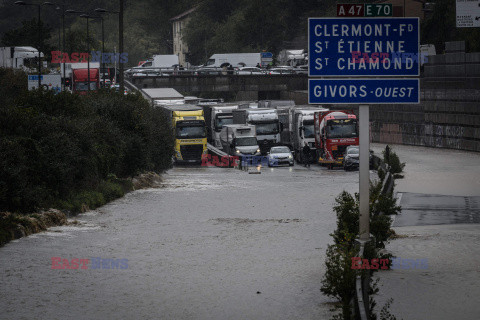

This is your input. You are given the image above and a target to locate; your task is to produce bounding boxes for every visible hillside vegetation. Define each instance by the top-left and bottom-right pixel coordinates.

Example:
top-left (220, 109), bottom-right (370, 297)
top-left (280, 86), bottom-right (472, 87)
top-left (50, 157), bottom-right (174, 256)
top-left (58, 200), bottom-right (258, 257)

top-left (2, 0), bottom-right (478, 67)
top-left (0, 68), bottom-right (173, 214)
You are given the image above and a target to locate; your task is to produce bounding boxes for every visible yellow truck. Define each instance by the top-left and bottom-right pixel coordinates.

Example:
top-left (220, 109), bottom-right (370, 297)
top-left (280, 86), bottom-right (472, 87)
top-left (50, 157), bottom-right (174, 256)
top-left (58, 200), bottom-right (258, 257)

top-left (159, 105), bottom-right (208, 163)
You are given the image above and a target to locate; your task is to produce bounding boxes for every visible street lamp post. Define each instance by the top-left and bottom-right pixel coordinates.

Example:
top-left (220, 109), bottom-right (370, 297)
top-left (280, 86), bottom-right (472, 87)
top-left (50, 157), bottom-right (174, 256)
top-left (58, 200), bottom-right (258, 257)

top-left (65, 11), bottom-right (102, 93)
top-left (95, 8), bottom-right (119, 88)
top-left (43, 1), bottom-right (65, 91)
top-left (15, 1), bottom-right (42, 89)
top-left (119, 0), bottom-right (124, 94)
top-left (61, 1), bottom-right (65, 90)
top-left (82, 14), bottom-right (91, 92)
top-left (100, 16), bottom-right (104, 87)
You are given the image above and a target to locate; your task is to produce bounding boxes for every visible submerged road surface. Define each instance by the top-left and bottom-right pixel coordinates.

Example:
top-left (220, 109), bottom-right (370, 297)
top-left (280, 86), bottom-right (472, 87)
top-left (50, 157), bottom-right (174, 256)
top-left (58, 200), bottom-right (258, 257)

top-left (0, 165), bottom-right (362, 320)
top-left (3, 144), bottom-right (478, 319)
top-left (371, 143), bottom-right (480, 320)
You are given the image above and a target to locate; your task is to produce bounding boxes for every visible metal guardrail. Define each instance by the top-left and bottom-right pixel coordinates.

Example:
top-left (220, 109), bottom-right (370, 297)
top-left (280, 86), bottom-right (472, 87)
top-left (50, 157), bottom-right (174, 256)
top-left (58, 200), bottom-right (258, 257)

top-left (206, 143), bottom-right (239, 168)
top-left (354, 153), bottom-right (394, 320)
top-left (124, 67), bottom-right (306, 77)
top-left (355, 239), bottom-right (370, 320)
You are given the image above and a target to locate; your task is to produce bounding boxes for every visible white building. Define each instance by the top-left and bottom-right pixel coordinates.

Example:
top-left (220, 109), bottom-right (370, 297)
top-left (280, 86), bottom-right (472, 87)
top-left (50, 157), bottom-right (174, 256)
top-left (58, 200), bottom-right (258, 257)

top-left (170, 7), bottom-right (197, 67)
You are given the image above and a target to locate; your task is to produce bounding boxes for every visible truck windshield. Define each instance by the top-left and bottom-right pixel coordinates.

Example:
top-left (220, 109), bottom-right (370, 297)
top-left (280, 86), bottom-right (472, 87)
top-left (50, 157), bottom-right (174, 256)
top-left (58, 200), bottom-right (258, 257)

top-left (176, 125), bottom-right (206, 139)
top-left (75, 82), bottom-right (97, 91)
top-left (214, 117), bottom-right (233, 131)
top-left (252, 121), bottom-right (279, 135)
top-left (235, 137), bottom-right (257, 146)
top-left (205, 59), bottom-right (215, 66)
top-left (303, 120), bottom-right (315, 138)
top-left (326, 119), bottom-right (358, 139)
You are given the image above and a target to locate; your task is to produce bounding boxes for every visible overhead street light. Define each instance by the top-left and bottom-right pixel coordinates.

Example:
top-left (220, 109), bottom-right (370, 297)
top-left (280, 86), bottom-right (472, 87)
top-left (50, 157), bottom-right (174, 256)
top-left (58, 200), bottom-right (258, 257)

top-left (15, 1), bottom-right (42, 89)
top-left (94, 8), bottom-right (119, 14)
top-left (43, 1), bottom-right (66, 92)
top-left (65, 10), bottom-right (102, 93)
top-left (78, 13), bottom-right (101, 92)
top-left (94, 7), bottom-right (120, 88)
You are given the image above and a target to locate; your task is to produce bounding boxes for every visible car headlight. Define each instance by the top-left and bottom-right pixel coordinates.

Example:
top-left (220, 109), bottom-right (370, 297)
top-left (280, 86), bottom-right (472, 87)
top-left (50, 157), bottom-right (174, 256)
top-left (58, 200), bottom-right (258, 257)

top-left (288, 155), bottom-right (292, 159)
top-left (256, 149), bottom-right (260, 153)
top-left (236, 149), bottom-right (240, 153)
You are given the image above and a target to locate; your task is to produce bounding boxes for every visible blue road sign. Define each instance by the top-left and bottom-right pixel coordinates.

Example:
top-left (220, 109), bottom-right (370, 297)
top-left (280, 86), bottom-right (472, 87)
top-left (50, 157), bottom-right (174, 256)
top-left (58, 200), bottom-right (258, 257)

top-left (28, 75), bottom-right (44, 81)
top-left (308, 79), bottom-right (419, 104)
top-left (261, 52), bottom-right (273, 58)
top-left (309, 18), bottom-right (419, 77)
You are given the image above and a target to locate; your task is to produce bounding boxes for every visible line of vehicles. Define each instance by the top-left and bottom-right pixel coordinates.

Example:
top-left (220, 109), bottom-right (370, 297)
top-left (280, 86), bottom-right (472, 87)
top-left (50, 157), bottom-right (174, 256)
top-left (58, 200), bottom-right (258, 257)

top-left (125, 52), bottom-right (308, 77)
top-left (141, 87), bottom-right (360, 169)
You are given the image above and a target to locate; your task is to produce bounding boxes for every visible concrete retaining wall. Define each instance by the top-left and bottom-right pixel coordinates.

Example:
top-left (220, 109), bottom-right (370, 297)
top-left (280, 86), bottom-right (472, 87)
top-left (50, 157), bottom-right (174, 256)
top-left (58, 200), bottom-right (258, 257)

top-left (370, 41), bottom-right (480, 152)
top-left (284, 41), bottom-right (480, 153)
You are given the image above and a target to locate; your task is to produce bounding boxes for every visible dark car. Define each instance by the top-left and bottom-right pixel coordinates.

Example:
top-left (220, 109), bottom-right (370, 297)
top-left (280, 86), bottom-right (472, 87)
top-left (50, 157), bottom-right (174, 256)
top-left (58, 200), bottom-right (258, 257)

top-left (343, 146), bottom-right (360, 171)
top-left (343, 146), bottom-right (374, 171)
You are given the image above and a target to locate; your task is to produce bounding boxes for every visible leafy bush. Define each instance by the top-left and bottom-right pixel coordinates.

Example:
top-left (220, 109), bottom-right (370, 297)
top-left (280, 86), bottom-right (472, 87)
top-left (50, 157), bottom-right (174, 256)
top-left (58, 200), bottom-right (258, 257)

top-left (322, 178), bottom-right (400, 319)
top-left (321, 237), bottom-right (358, 320)
top-left (382, 147), bottom-right (405, 174)
top-left (0, 74), bottom-right (173, 213)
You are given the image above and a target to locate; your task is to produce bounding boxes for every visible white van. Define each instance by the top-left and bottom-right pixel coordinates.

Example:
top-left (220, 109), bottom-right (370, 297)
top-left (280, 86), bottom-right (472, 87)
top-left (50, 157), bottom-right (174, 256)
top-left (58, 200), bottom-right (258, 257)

top-left (220, 124), bottom-right (261, 156)
top-left (204, 53), bottom-right (262, 68)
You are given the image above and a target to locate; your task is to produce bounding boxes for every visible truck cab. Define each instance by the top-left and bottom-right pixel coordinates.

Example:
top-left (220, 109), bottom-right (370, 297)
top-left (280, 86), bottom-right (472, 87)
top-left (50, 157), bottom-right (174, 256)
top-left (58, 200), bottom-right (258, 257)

top-left (314, 110), bottom-right (359, 167)
top-left (202, 103), bottom-right (241, 149)
top-left (159, 105), bottom-right (208, 163)
top-left (220, 124), bottom-right (261, 156)
top-left (232, 108), bottom-right (281, 154)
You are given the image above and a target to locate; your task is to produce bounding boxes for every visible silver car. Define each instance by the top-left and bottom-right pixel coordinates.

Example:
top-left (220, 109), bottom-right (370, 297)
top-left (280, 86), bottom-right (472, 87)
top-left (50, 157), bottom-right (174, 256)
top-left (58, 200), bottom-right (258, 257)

top-left (267, 146), bottom-right (294, 167)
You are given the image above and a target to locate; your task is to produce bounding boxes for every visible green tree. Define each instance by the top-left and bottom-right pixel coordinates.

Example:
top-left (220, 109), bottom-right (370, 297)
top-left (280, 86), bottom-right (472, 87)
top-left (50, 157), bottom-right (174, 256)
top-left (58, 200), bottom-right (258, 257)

top-left (1, 18), bottom-right (53, 56)
top-left (422, 0), bottom-right (480, 53)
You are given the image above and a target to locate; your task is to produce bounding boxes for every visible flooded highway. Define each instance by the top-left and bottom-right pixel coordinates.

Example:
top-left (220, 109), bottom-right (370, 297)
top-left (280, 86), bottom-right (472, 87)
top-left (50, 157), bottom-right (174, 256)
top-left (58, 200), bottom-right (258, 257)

top-left (0, 164), bottom-right (361, 320)
top-left (371, 144), bottom-right (480, 320)
top-left (1, 144), bottom-right (479, 319)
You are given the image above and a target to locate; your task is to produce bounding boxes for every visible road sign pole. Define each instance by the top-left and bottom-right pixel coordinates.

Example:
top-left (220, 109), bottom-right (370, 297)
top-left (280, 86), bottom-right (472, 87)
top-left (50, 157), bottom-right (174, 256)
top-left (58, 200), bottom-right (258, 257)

top-left (359, 105), bottom-right (370, 240)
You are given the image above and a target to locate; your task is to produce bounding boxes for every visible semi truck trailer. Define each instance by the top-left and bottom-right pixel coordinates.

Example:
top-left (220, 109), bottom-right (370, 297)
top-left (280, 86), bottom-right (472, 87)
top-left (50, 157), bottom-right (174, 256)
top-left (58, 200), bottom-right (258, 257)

top-left (289, 106), bottom-right (329, 163)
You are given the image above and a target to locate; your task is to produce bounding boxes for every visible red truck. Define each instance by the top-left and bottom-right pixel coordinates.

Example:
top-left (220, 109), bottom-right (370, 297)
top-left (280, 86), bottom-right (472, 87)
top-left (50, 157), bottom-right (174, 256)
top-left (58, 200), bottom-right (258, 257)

top-left (72, 67), bottom-right (100, 95)
top-left (314, 110), bottom-right (359, 168)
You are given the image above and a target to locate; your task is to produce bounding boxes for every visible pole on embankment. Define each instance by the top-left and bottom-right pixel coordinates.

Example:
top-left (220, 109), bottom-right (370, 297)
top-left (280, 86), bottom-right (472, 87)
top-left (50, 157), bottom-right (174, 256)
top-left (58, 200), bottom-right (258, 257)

top-left (359, 105), bottom-right (370, 240)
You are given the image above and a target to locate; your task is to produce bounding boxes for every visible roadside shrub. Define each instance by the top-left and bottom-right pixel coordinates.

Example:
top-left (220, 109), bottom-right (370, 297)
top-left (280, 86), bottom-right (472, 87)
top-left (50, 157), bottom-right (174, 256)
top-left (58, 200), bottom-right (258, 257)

top-left (331, 181), bottom-right (398, 251)
top-left (0, 76), bottom-right (173, 213)
top-left (321, 236), bottom-right (358, 320)
top-left (322, 178), bottom-right (400, 319)
top-left (97, 180), bottom-right (124, 202)
top-left (0, 68), bottom-right (27, 107)
top-left (382, 147), bottom-right (405, 174)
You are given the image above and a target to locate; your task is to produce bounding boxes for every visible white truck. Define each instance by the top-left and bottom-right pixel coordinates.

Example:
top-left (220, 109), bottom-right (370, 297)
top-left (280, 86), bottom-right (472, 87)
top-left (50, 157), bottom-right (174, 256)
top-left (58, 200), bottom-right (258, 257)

top-left (202, 103), bottom-right (241, 149)
top-left (220, 124), bottom-right (261, 156)
top-left (127, 55), bottom-right (180, 75)
top-left (277, 49), bottom-right (307, 67)
top-left (232, 108), bottom-right (281, 154)
top-left (289, 106), bottom-right (329, 163)
top-left (204, 53), bottom-right (263, 68)
top-left (0, 46), bottom-right (44, 70)
top-left (137, 55), bottom-right (179, 68)
top-left (258, 100), bottom-right (295, 109)
top-left (61, 62), bottom-right (101, 87)
top-left (141, 88), bottom-right (185, 106)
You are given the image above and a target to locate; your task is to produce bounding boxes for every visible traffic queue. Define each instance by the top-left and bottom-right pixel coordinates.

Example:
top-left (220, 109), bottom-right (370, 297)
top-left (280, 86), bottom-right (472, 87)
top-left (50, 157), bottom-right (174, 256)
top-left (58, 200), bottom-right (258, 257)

top-left (140, 87), bottom-right (359, 170)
